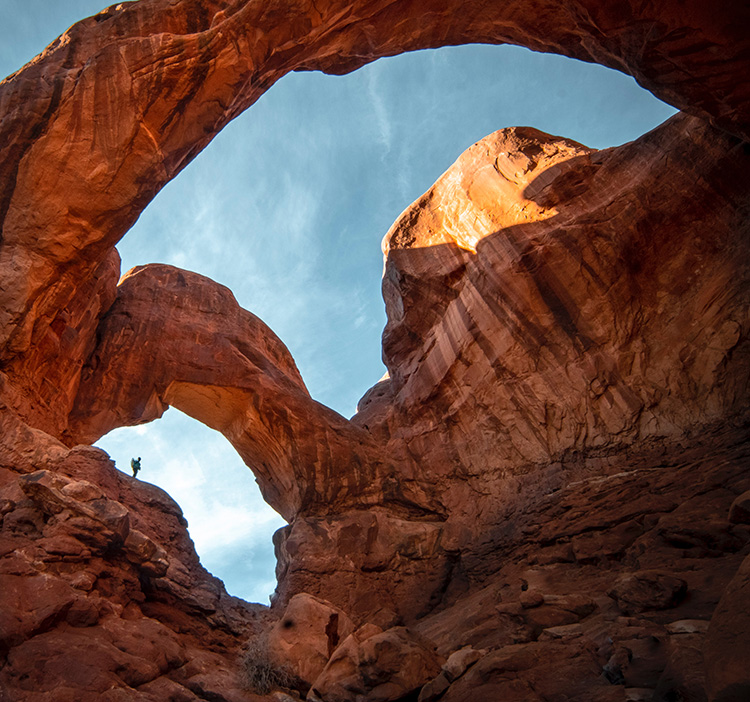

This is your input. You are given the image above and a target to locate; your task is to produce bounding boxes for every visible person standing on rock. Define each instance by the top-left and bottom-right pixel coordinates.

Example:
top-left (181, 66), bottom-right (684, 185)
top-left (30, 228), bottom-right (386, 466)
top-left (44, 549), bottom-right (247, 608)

top-left (131, 456), bottom-right (141, 478)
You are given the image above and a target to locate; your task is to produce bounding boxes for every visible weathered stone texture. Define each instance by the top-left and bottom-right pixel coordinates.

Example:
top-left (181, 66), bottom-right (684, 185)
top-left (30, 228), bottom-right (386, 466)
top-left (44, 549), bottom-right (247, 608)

top-left (361, 114), bottom-right (750, 478)
top-left (0, 0), bottom-right (749, 700)
top-left (0, 425), bottom-right (269, 700)
top-left (1, 0), bottom-right (750, 438)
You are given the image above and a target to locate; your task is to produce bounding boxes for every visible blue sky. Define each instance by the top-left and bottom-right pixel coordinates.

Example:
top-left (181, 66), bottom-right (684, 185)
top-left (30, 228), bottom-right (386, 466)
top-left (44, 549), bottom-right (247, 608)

top-left (2, 1), bottom-right (677, 603)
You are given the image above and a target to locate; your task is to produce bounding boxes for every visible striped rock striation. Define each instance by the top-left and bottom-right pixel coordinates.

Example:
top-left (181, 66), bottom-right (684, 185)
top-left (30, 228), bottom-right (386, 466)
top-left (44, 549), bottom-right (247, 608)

top-left (1, 1), bottom-right (749, 701)
top-left (1, 0), bottom-right (749, 440)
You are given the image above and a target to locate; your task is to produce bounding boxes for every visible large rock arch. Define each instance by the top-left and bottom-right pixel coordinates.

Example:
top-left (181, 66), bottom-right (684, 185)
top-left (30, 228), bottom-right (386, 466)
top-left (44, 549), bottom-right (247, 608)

top-left (1, 0), bottom-right (749, 440)
top-left (1, 1), bottom-right (750, 700)
top-left (63, 264), bottom-right (429, 522)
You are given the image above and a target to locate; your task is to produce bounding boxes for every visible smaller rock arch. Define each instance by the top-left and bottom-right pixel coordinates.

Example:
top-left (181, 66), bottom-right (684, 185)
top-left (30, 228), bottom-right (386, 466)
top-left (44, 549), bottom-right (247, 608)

top-left (64, 264), bottom-right (425, 521)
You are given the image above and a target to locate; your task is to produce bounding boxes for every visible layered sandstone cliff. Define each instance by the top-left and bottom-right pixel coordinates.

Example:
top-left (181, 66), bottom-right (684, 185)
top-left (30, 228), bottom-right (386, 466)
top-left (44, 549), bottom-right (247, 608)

top-left (1, 1), bottom-right (749, 701)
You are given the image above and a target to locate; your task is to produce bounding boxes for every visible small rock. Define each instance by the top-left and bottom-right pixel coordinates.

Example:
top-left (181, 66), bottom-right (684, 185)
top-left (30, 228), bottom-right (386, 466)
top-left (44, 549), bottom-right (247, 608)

top-left (728, 490), bottom-right (750, 524)
top-left (2, 506), bottom-right (43, 536)
top-left (442, 647), bottom-right (484, 682)
top-left (123, 529), bottom-right (169, 577)
top-left (68, 571), bottom-right (97, 591)
top-left (608, 571), bottom-right (687, 614)
top-left (533, 543), bottom-right (576, 565)
top-left (603, 646), bottom-right (631, 685)
top-left (543, 593), bottom-right (597, 619)
top-left (185, 672), bottom-right (249, 702)
top-left (539, 623), bottom-right (582, 640)
top-left (520, 590), bottom-right (545, 609)
top-left (495, 601), bottom-right (524, 616)
top-left (525, 605), bottom-right (580, 631)
top-left (617, 636), bottom-right (667, 688)
top-left (0, 552), bottom-right (37, 577)
top-left (42, 534), bottom-right (91, 559)
top-left (138, 677), bottom-right (202, 701)
top-left (665, 619), bottom-right (709, 635)
top-left (66, 597), bottom-right (100, 627)
top-left (418, 671), bottom-right (450, 702)
top-left (351, 622), bottom-right (383, 642)
top-left (60, 480), bottom-right (105, 502)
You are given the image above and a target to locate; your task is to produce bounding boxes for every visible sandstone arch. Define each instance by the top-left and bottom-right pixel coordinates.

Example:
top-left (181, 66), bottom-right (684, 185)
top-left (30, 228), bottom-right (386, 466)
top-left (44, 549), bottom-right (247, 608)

top-left (1, 2), bottom-right (750, 699)
top-left (1, 0), bottom-right (749, 443)
top-left (64, 264), bottom-right (432, 522)
top-left (62, 115), bottom-right (750, 531)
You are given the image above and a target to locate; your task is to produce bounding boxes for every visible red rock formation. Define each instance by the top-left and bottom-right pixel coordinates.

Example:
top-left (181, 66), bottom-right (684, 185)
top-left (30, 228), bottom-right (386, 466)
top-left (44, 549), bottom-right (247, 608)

top-left (2, 0), bottom-right (750, 439)
top-left (58, 113), bottom-right (750, 630)
top-left (0, 408), bottom-right (269, 700)
top-left (1, 1), bottom-right (749, 701)
top-left (265, 593), bottom-right (355, 687)
top-left (309, 624), bottom-right (443, 701)
top-left (706, 552), bottom-right (750, 702)
top-left (63, 264), bottom-right (399, 521)
top-left (359, 112), bottom-right (750, 480)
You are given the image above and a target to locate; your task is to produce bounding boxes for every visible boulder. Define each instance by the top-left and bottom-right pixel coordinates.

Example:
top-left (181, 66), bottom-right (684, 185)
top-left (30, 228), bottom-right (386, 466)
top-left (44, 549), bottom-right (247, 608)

top-left (609, 571), bottom-right (687, 615)
top-left (266, 593), bottom-right (354, 686)
top-left (728, 491), bottom-right (750, 525)
top-left (309, 626), bottom-right (442, 702)
top-left (705, 554), bottom-right (750, 702)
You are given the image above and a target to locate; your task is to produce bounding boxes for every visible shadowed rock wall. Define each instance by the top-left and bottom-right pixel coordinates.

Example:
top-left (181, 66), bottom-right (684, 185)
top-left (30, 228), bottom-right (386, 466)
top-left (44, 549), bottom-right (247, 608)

top-left (1, 1), bottom-right (749, 701)
top-left (1, 0), bottom-right (749, 439)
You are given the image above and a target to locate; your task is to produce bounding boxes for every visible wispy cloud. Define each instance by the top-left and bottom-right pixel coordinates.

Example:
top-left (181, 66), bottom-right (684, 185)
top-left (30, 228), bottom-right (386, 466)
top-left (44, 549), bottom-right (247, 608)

top-left (366, 66), bottom-right (393, 154)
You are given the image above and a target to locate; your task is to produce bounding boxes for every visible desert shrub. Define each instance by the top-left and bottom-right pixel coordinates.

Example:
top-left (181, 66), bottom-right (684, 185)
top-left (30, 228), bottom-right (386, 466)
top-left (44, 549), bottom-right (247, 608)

top-left (241, 634), bottom-right (296, 695)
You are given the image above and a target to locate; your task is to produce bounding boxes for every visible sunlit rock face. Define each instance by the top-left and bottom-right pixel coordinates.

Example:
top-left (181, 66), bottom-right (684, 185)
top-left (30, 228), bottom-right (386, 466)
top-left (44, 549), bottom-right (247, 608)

top-left (1, 0), bottom-right (749, 438)
top-left (64, 264), bottom-right (414, 522)
top-left (1, 0), bottom-right (750, 700)
top-left (360, 113), bottom-right (750, 482)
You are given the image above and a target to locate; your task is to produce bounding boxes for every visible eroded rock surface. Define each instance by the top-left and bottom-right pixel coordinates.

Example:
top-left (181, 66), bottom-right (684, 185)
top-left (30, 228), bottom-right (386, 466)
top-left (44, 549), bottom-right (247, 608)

top-left (0, 408), bottom-right (269, 701)
top-left (1, 0), bottom-right (750, 440)
top-left (64, 264), bottom-right (406, 522)
top-left (362, 114), bottom-right (750, 474)
top-left (265, 593), bottom-right (355, 687)
top-left (1, 0), bottom-right (749, 701)
top-left (705, 552), bottom-right (750, 702)
top-left (309, 625), bottom-right (443, 702)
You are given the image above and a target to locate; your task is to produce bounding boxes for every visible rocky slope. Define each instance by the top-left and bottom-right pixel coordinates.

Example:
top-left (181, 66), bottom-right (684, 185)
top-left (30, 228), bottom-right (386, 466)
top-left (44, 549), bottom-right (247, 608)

top-left (1, 1), bottom-right (749, 701)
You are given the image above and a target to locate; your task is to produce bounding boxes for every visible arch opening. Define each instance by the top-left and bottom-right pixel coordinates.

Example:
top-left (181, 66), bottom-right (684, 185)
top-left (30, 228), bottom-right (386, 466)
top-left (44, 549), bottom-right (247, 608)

top-left (114, 43), bottom-right (677, 417)
top-left (70, 44), bottom-right (676, 602)
top-left (2, 7), bottom-right (679, 608)
top-left (1, 3), bottom-right (749, 699)
top-left (95, 408), bottom-right (286, 605)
